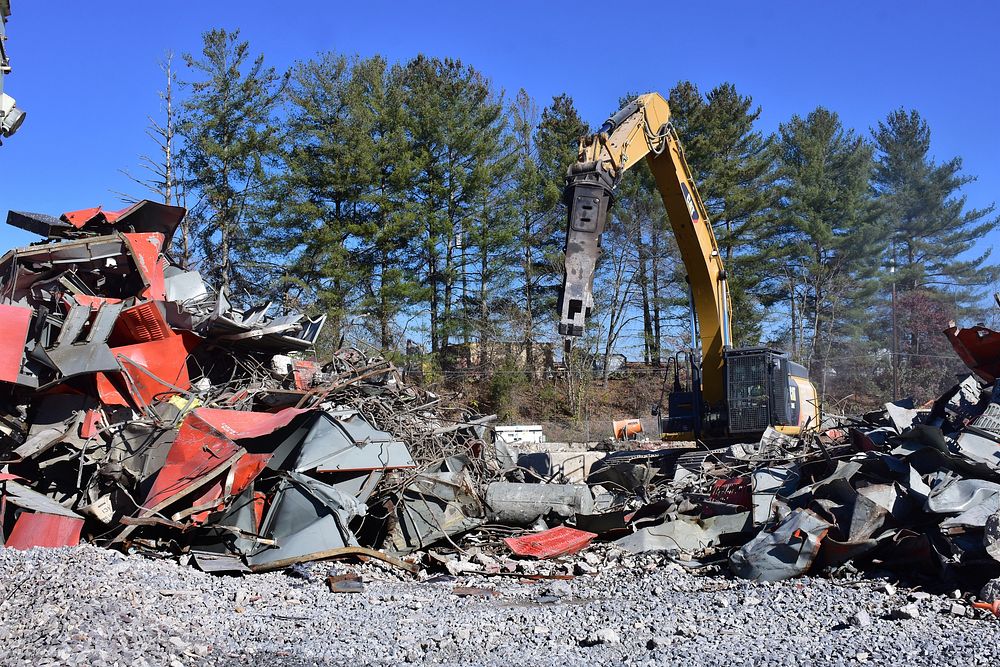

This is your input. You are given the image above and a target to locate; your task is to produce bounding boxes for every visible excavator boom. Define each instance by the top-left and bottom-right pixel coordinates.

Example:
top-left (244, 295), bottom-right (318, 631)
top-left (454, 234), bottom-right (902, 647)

top-left (559, 93), bottom-right (731, 405)
top-left (559, 93), bottom-right (816, 442)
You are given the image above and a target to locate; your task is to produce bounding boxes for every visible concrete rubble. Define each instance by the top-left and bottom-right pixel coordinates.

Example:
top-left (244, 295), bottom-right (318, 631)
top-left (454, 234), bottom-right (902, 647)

top-left (5, 199), bottom-right (1000, 618)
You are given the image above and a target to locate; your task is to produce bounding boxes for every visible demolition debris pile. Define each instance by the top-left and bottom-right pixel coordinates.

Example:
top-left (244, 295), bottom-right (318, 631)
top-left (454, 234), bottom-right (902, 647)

top-left (6, 200), bottom-right (1000, 598)
top-left (574, 321), bottom-right (1000, 590)
top-left (0, 200), bottom-right (507, 572)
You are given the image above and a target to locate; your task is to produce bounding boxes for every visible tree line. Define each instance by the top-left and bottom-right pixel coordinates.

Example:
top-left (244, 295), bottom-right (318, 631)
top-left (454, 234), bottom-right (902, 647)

top-left (129, 29), bottom-right (998, 414)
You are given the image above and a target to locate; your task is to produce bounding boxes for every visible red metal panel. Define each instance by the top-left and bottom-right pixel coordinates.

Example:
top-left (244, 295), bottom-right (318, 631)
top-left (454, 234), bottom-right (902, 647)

top-left (945, 324), bottom-right (1000, 383)
top-left (252, 491), bottom-right (266, 531)
top-left (504, 526), bottom-right (597, 559)
top-left (193, 407), bottom-right (308, 440)
top-left (121, 232), bottom-right (166, 300)
top-left (0, 303), bottom-right (32, 382)
top-left (231, 452), bottom-right (271, 496)
top-left (142, 412), bottom-right (243, 511)
top-left (61, 206), bottom-right (104, 228)
top-left (61, 205), bottom-right (129, 229)
top-left (188, 452), bottom-right (271, 524)
top-left (79, 409), bottom-right (104, 440)
top-left (709, 476), bottom-right (751, 508)
top-left (95, 333), bottom-right (197, 407)
top-left (110, 301), bottom-right (173, 344)
top-left (292, 360), bottom-right (320, 390)
top-left (6, 512), bottom-right (83, 549)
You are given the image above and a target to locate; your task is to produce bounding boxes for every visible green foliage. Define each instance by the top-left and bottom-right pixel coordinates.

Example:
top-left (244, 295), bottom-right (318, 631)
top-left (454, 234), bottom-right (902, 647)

top-left (273, 53), bottom-right (425, 346)
top-left (143, 33), bottom-right (993, 413)
top-left (488, 358), bottom-right (529, 421)
top-left (850, 109), bottom-right (1000, 402)
top-left (400, 55), bottom-right (512, 355)
top-left (531, 95), bottom-right (589, 320)
top-left (775, 107), bottom-right (883, 386)
top-left (178, 29), bottom-right (288, 299)
top-left (667, 82), bottom-right (779, 345)
top-left (872, 108), bottom-right (998, 296)
top-left (508, 92), bottom-right (588, 364)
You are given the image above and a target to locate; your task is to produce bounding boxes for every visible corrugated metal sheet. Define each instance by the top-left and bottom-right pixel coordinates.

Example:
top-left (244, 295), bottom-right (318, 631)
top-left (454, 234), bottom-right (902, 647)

top-left (504, 526), bottom-right (597, 559)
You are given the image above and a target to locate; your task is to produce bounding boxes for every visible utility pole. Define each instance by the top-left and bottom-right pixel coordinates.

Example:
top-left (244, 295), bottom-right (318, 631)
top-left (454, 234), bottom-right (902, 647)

top-left (890, 246), bottom-right (898, 402)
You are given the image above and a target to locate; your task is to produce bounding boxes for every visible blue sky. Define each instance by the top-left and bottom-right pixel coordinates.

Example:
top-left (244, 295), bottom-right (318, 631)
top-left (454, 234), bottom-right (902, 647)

top-left (1, 0), bottom-right (997, 259)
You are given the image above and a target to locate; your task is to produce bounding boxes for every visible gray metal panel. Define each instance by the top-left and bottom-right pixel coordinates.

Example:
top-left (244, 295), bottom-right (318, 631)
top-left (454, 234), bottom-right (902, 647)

top-left (292, 411), bottom-right (414, 473)
top-left (248, 473), bottom-right (363, 567)
top-left (1, 480), bottom-right (83, 518)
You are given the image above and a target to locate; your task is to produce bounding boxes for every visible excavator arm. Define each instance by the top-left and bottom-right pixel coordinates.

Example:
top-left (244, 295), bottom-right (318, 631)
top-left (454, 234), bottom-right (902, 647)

top-left (559, 93), bottom-right (732, 405)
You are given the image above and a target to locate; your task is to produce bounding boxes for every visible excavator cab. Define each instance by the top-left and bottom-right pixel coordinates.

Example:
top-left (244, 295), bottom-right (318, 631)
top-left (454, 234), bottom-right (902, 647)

top-left (723, 348), bottom-right (806, 435)
top-left (655, 347), bottom-right (809, 442)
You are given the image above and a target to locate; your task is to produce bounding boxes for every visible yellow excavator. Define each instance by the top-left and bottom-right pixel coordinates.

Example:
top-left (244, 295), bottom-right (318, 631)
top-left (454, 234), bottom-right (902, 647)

top-left (559, 92), bottom-right (817, 444)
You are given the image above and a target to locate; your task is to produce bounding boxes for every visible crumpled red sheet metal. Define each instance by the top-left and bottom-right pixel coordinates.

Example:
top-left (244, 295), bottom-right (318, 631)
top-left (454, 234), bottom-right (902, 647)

top-left (6, 512), bottom-right (84, 549)
top-left (149, 408), bottom-right (307, 524)
top-left (945, 324), bottom-right (1000, 383)
top-left (709, 476), bottom-right (751, 508)
top-left (194, 406), bottom-right (309, 440)
top-left (292, 360), bottom-right (320, 390)
top-left (61, 205), bottom-right (128, 229)
top-left (95, 333), bottom-right (199, 407)
top-left (187, 452), bottom-right (272, 524)
top-left (142, 407), bottom-right (306, 519)
top-left (79, 409), bottom-right (104, 440)
top-left (142, 412), bottom-right (247, 513)
top-left (0, 303), bottom-right (32, 383)
top-left (58, 201), bottom-right (186, 241)
top-left (122, 232), bottom-right (166, 300)
top-left (504, 525), bottom-right (597, 559)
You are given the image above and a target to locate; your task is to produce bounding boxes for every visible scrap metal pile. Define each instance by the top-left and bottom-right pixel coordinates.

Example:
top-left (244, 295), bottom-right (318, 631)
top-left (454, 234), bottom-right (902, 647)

top-left (573, 323), bottom-right (1000, 588)
top-left (0, 201), bottom-right (508, 573)
top-left (6, 199), bottom-right (1000, 593)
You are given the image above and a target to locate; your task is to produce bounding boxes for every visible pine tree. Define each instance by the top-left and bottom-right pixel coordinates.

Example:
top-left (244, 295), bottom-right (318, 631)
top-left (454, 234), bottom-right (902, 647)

top-left (509, 89), bottom-right (543, 369)
top-left (179, 29), bottom-right (287, 299)
top-left (532, 94), bottom-right (589, 334)
top-left (869, 108), bottom-right (997, 402)
top-left (775, 108), bottom-right (883, 397)
top-left (401, 55), bottom-right (510, 363)
top-left (272, 54), bottom-right (426, 350)
top-left (507, 91), bottom-right (589, 370)
top-left (268, 52), bottom-right (359, 338)
top-left (872, 108), bottom-right (998, 295)
top-left (666, 82), bottom-right (779, 345)
top-left (343, 56), bottom-right (426, 350)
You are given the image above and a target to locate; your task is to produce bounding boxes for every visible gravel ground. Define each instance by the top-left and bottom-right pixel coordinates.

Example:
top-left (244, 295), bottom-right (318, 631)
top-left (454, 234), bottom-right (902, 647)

top-left (1, 544), bottom-right (999, 667)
